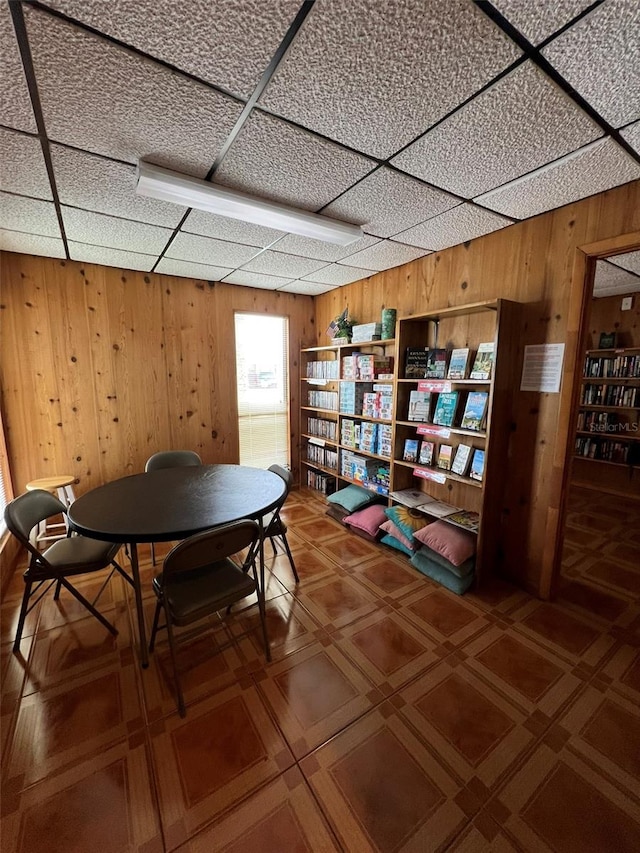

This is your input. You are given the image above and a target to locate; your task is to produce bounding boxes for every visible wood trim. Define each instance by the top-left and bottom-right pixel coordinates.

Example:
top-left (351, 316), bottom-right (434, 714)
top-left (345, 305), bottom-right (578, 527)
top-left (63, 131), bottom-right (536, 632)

top-left (578, 229), bottom-right (640, 259)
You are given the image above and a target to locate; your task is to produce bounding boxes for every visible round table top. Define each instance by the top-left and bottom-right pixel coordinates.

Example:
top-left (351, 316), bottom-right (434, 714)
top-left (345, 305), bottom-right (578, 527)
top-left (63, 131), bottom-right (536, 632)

top-left (67, 464), bottom-right (286, 544)
top-left (26, 474), bottom-right (76, 491)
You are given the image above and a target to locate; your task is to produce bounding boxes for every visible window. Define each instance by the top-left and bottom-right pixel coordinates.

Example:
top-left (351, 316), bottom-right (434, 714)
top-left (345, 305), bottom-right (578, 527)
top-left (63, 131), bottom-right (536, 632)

top-left (0, 412), bottom-right (12, 537)
top-left (234, 313), bottom-right (290, 469)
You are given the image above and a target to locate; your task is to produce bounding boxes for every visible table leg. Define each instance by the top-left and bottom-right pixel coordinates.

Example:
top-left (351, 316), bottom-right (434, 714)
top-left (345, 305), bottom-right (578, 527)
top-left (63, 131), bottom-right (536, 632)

top-left (128, 543), bottom-right (149, 668)
top-left (257, 518), bottom-right (271, 663)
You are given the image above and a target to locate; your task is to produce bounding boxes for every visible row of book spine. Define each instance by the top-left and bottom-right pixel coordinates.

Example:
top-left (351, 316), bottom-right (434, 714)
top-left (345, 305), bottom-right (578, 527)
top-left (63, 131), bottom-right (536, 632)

top-left (583, 354), bottom-right (640, 378)
top-left (581, 383), bottom-right (640, 407)
top-left (306, 470), bottom-right (336, 495)
top-left (306, 359), bottom-right (339, 379)
top-left (306, 445), bottom-right (338, 470)
top-left (577, 411), bottom-right (622, 431)
top-left (308, 390), bottom-right (339, 411)
top-left (340, 420), bottom-right (392, 457)
top-left (307, 417), bottom-right (337, 440)
top-left (575, 436), bottom-right (631, 463)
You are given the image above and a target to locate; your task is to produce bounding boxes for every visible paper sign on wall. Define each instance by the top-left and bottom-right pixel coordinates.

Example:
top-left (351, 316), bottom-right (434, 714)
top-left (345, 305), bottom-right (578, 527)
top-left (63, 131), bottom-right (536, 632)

top-left (520, 343), bottom-right (565, 393)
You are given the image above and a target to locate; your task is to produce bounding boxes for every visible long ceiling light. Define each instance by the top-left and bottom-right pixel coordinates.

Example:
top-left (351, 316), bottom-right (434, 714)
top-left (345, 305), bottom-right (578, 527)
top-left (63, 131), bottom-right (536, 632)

top-left (136, 161), bottom-right (363, 246)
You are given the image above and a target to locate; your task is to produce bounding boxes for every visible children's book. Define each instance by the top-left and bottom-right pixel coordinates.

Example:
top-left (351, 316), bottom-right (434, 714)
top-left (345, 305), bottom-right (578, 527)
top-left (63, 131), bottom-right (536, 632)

top-left (403, 439), bottom-right (420, 463)
top-left (432, 391), bottom-right (459, 427)
top-left (418, 440), bottom-right (434, 466)
top-left (408, 390), bottom-right (431, 422)
top-left (421, 500), bottom-right (460, 518)
top-left (437, 444), bottom-right (453, 470)
top-left (451, 443), bottom-right (472, 476)
top-left (469, 448), bottom-right (485, 481)
top-left (405, 347), bottom-right (429, 378)
top-left (426, 348), bottom-right (448, 379)
top-left (470, 342), bottom-right (495, 380)
top-left (447, 348), bottom-right (470, 380)
top-left (445, 510), bottom-right (480, 532)
top-left (460, 391), bottom-right (489, 431)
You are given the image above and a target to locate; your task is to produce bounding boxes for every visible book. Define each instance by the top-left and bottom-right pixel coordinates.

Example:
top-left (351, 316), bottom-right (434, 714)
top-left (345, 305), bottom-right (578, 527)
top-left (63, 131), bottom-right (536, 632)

top-left (447, 348), bottom-right (470, 380)
top-left (418, 440), bottom-right (434, 466)
top-left (445, 510), bottom-right (480, 532)
top-left (598, 331), bottom-right (617, 349)
top-left (407, 390), bottom-right (431, 422)
top-left (405, 347), bottom-right (429, 378)
top-left (403, 439), bottom-right (420, 463)
top-left (470, 342), bottom-right (495, 380)
top-left (437, 444), bottom-right (453, 470)
top-left (426, 348), bottom-right (448, 379)
top-left (460, 391), bottom-right (489, 431)
top-left (451, 443), bottom-right (472, 475)
top-left (432, 391), bottom-right (459, 427)
top-left (390, 488), bottom-right (434, 508)
top-left (469, 448), bottom-right (485, 481)
top-left (422, 500), bottom-right (460, 518)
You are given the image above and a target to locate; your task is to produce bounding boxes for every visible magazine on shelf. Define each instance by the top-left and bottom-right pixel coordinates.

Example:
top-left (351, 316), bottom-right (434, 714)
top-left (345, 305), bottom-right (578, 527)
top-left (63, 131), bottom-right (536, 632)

top-left (436, 444), bottom-right (453, 470)
top-left (426, 348), bottom-right (448, 379)
top-left (445, 510), bottom-right (480, 532)
top-left (460, 391), bottom-right (489, 431)
top-left (418, 440), bottom-right (435, 466)
top-left (451, 443), bottom-right (473, 476)
top-left (390, 488), bottom-right (434, 508)
top-left (432, 391), bottom-right (459, 427)
top-left (407, 390), bottom-right (431, 422)
top-left (421, 500), bottom-right (461, 518)
top-left (469, 448), bottom-right (485, 481)
top-left (403, 438), bottom-right (420, 463)
top-left (470, 342), bottom-right (495, 380)
top-left (447, 348), bottom-right (470, 380)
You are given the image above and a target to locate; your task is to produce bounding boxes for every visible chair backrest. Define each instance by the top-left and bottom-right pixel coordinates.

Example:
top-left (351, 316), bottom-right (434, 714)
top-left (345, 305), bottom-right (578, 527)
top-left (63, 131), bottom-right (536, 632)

top-left (162, 519), bottom-right (259, 581)
top-left (145, 450), bottom-right (202, 472)
top-left (4, 489), bottom-right (67, 560)
top-left (268, 464), bottom-right (292, 504)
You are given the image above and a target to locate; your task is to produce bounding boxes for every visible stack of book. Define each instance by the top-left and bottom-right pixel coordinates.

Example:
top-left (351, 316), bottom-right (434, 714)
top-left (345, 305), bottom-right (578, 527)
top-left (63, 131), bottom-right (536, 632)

top-left (352, 322), bottom-right (382, 342)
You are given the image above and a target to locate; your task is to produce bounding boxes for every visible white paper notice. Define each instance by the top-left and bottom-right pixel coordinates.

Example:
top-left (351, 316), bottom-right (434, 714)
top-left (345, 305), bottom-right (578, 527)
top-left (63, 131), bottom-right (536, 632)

top-left (520, 343), bottom-right (565, 392)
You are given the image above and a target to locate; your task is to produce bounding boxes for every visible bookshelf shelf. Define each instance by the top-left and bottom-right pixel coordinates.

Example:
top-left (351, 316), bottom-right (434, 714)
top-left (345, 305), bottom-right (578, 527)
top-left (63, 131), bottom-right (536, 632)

top-left (301, 433), bottom-right (338, 447)
top-left (393, 458), bottom-right (484, 488)
top-left (395, 420), bottom-right (487, 440)
top-left (301, 459), bottom-right (339, 477)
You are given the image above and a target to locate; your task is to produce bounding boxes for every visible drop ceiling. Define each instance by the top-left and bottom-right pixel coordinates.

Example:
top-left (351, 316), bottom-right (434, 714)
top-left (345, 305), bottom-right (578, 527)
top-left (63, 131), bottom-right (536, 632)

top-left (1, 0), bottom-right (639, 296)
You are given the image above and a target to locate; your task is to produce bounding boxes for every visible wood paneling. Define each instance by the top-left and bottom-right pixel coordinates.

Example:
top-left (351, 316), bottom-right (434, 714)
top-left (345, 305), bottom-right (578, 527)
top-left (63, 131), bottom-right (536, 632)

top-left (0, 255), bottom-right (315, 498)
top-left (313, 180), bottom-right (640, 597)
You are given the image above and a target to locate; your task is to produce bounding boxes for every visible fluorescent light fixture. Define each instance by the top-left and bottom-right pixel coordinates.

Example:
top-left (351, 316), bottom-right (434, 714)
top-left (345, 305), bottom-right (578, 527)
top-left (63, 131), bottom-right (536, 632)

top-left (136, 161), bottom-right (363, 246)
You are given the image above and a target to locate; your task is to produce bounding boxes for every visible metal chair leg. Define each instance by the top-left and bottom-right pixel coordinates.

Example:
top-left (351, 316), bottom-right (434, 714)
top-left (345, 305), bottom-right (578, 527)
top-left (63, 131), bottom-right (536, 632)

top-left (165, 613), bottom-right (185, 717)
top-left (12, 581), bottom-right (33, 652)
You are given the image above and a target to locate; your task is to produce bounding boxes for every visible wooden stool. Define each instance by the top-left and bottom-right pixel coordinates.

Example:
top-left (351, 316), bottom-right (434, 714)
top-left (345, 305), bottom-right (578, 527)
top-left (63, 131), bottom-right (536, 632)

top-left (25, 475), bottom-right (76, 547)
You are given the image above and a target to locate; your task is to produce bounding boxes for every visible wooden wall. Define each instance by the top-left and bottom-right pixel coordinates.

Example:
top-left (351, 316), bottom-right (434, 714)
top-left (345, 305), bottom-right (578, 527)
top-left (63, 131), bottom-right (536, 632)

top-left (313, 179), bottom-right (640, 596)
top-left (0, 254), bottom-right (315, 500)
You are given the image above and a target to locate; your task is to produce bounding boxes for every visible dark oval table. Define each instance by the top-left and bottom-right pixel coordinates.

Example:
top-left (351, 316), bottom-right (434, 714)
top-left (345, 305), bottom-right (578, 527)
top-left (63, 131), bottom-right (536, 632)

top-left (68, 464), bottom-right (286, 666)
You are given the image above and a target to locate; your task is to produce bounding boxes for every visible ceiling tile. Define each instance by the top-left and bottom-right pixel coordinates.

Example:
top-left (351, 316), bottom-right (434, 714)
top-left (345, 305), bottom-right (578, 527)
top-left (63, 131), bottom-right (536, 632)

top-left (182, 209), bottom-right (284, 247)
top-left (475, 138), bottom-right (640, 219)
top-left (323, 167), bottom-right (459, 238)
top-left (0, 229), bottom-right (65, 258)
top-left (391, 62), bottom-right (602, 198)
top-left (67, 242), bottom-right (156, 271)
top-left (241, 250), bottom-right (327, 278)
top-left (593, 259), bottom-right (640, 297)
top-left (489, 0), bottom-right (594, 44)
top-left (50, 145), bottom-right (186, 227)
top-left (62, 207), bottom-right (173, 254)
top-left (302, 264), bottom-right (373, 286)
top-left (0, 192), bottom-right (60, 237)
top-left (222, 271), bottom-right (292, 290)
top-left (395, 204), bottom-right (512, 251)
top-left (166, 231), bottom-right (261, 267)
top-left (0, 2), bottom-right (37, 132)
top-left (39, 0), bottom-right (301, 98)
top-left (278, 281), bottom-right (337, 295)
top-left (609, 250), bottom-right (640, 276)
top-left (271, 232), bottom-right (379, 262)
top-left (216, 110), bottom-right (375, 210)
top-left (542, 0), bottom-right (640, 128)
top-left (259, 0), bottom-right (521, 159)
top-left (24, 6), bottom-right (243, 173)
top-left (155, 257), bottom-right (233, 281)
top-left (0, 128), bottom-right (52, 200)
top-left (620, 120), bottom-right (640, 154)
top-left (342, 240), bottom-right (430, 272)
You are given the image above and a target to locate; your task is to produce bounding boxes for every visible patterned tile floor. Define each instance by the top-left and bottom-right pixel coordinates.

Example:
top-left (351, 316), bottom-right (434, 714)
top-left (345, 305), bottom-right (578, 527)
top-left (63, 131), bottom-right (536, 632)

top-left (1, 486), bottom-right (639, 851)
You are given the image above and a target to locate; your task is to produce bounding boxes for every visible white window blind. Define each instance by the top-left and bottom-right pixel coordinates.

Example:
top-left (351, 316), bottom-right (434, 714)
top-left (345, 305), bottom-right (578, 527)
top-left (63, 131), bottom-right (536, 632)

top-left (0, 414), bottom-right (10, 536)
top-left (234, 313), bottom-right (290, 469)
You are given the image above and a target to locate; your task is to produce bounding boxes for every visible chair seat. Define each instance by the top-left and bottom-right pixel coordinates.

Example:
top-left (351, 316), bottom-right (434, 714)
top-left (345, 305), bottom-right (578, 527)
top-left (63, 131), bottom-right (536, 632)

top-left (153, 557), bottom-right (256, 625)
top-left (263, 511), bottom-right (286, 537)
top-left (35, 537), bottom-right (122, 576)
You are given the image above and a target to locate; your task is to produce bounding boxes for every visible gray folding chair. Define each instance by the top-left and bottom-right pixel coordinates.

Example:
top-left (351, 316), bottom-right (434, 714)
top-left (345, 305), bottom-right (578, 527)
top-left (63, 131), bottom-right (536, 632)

top-left (260, 464), bottom-right (299, 583)
top-left (148, 519), bottom-right (269, 716)
top-left (4, 490), bottom-right (131, 652)
top-left (144, 450), bottom-right (202, 564)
